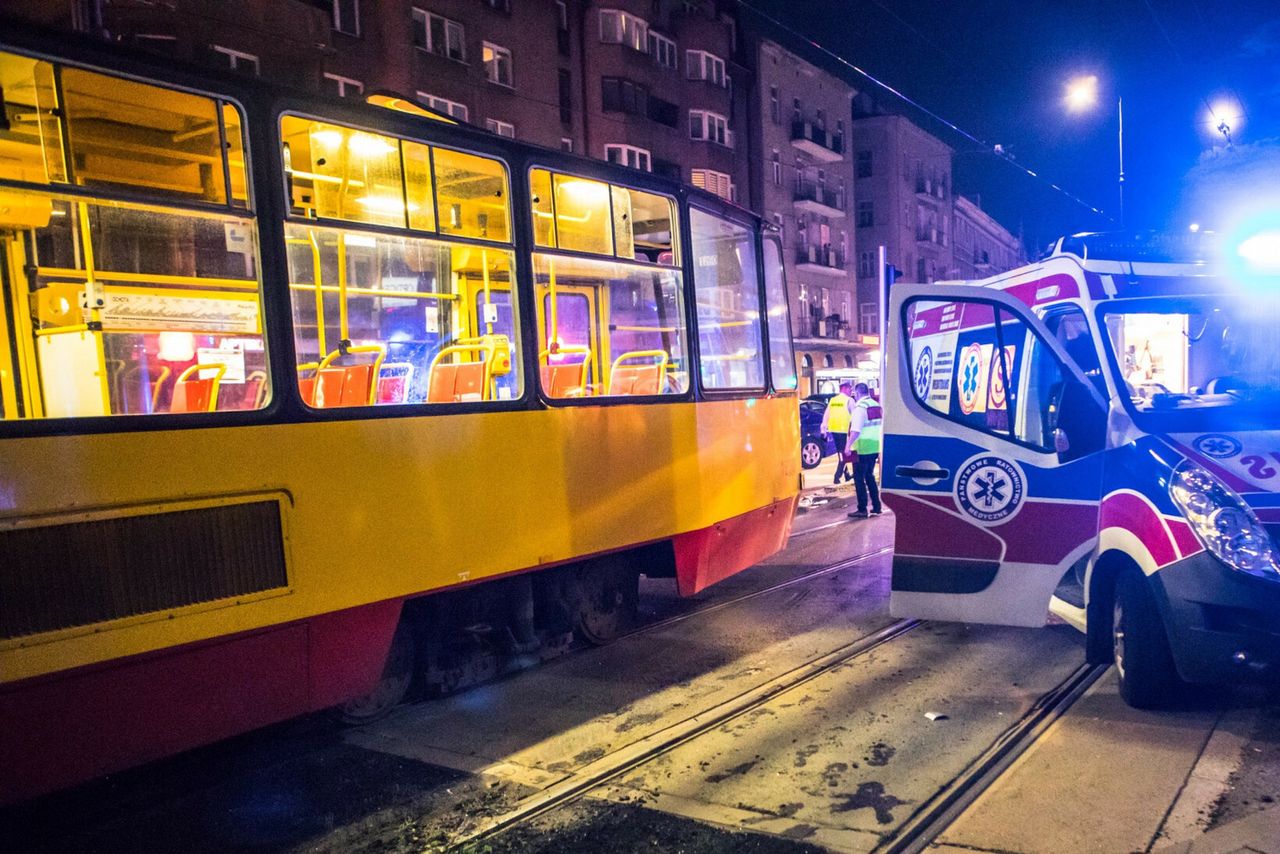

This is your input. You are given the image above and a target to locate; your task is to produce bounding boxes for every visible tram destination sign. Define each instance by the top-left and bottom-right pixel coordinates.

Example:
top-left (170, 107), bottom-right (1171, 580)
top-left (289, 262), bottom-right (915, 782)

top-left (99, 289), bottom-right (261, 334)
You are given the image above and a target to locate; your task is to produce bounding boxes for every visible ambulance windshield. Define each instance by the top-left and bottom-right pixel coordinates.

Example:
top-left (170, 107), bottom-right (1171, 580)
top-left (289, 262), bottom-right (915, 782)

top-left (1101, 295), bottom-right (1280, 430)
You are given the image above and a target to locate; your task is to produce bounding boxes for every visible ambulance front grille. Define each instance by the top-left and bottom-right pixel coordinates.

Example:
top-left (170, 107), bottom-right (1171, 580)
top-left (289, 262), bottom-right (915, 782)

top-left (0, 500), bottom-right (288, 640)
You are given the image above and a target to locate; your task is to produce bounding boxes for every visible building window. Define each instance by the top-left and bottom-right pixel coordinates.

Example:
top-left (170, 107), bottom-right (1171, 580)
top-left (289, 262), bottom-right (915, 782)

top-left (560, 137), bottom-right (574, 153)
top-left (211, 45), bottom-right (259, 76)
top-left (792, 97), bottom-right (801, 123)
top-left (815, 108), bottom-right (825, 130)
top-left (332, 0), bottom-right (359, 36)
top-left (322, 72), bottom-right (363, 98)
top-left (558, 69), bottom-right (573, 124)
top-left (691, 168), bottom-right (732, 200)
top-left (769, 86), bottom-right (780, 124)
top-left (605, 144), bottom-right (652, 172)
top-left (601, 77), bottom-right (648, 116)
top-left (482, 42), bottom-right (513, 87)
top-left (685, 50), bottom-right (726, 87)
top-left (599, 9), bottom-right (648, 52)
top-left (413, 9), bottom-right (466, 61)
top-left (482, 0), bottom-right (511, 12)
top-left (856, 149), bottom-right (872, 178)
top-left (688, 110), bottom-right (731, 147)
top-left (485, 118), bottom-right (515, 138)
top-left (770, 150), bottom-right (781, 186)
top-left (837, 119), bottom-right (844, 140)
top-left (418, 92), bottom-right (469, 121)
top-left (859, 302), bottom-right (877, 335)
top-left (858, 250), bottom-right (875, 277)
top-left (856, 200), bottom-right (874, 228)
top-left (648, 31), bottom-right (677, 69)
top-left (556, 0), bottom-right (568, 29)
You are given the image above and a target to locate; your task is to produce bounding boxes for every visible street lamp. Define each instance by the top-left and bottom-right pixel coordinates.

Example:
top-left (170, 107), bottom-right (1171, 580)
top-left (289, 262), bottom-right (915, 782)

top-left (1065, 74), bottom-right (1124, 229)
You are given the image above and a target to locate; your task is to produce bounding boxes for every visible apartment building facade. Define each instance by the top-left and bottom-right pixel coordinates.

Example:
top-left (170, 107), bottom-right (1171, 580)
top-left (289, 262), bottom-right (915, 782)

top-left (952, 195), bottom-right (1025, 280)
top-left (5, 0), bottom-right (748, 199)
top-left (745, 38), bottom-right (863, 396)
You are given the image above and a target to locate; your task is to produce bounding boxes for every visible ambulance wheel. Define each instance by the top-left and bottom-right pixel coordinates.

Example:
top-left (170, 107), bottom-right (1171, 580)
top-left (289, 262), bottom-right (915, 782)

top-left (801, 437), bottom-right (824, 469)
top-left (334, 621), bottom-right (415, 725)
top-left (1112, 569), bottom-right (1179, 709)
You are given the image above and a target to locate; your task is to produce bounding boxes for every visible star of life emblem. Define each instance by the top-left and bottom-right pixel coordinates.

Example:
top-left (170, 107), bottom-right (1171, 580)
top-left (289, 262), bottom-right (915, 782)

top-left (1193, 433), bottom-right (1241, 460)
top-left (958, 343), bottom-right (983, 415)
top-left (955, 455), bottom-right (1025, 525)
top-left (914, 346), bottom-right (934, 400)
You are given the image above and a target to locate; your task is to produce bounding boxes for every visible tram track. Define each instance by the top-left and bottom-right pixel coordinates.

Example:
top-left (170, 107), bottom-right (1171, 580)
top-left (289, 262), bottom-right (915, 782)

top-left (444, 617), bottom-right (922, 851)
top-left (444, 626), bottom-right (1108, 854)
top-left (875, 661), bottom-right (1110, 854)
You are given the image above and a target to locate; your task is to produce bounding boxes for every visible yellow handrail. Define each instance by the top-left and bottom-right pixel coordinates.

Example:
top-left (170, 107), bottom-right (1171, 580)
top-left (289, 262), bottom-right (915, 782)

top-left (150, 365), bottom-right (171, 412)
top-left (246, 370), bottom-right (269, 409)
top-left (316, 344), bottom-right (387, 405)
top-left (176, 363), bottom-right (227, 412)
top-left (430, 337), bottom-right (500, 401)
top-left (35, 267), bottom-right (260, 290)
top-left (609, 349), bottom-right (669, 395)
top-left (307, 229), bottom-right (327, 357)
top-left (539, 343), bottom-right (592, 395)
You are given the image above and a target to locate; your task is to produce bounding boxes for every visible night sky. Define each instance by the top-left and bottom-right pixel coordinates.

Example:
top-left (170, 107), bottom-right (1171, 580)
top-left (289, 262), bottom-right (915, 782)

top-left (747, 0), bottom-right (1280, 253)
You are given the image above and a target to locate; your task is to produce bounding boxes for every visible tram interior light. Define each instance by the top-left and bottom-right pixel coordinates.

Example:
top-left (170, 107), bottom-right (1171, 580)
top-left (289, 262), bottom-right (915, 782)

top-left (311, 130), bottom-right (344, 148)
top-left (158, 331), bottom-right (197, 363)
top-left (348, 134), bottom-right (396, 157)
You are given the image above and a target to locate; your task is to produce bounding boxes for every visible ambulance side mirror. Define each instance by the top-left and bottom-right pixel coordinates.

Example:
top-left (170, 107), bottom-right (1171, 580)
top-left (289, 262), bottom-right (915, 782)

top-left (1052, 378), bottom-right (1106, 463)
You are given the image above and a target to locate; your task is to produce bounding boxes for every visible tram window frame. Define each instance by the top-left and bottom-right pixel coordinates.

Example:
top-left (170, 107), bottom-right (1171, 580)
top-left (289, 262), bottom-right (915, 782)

top-left (278, 111), bottom-right (525, 414)
top-left (527, 162), bottom-right (690, 406)
top-left (0, 48), bottom-right (278, 431)
top-left (761, 232), bottom-right (798, 394)
top-left (688, 204), bottom-right (768, 395)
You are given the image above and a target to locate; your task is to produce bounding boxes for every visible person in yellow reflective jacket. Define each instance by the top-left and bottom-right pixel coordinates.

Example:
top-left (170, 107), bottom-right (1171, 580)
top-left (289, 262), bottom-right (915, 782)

top-left (820, 381), bottom-right (855, 484)
top-left (845, 382), bottom-right (883, 518)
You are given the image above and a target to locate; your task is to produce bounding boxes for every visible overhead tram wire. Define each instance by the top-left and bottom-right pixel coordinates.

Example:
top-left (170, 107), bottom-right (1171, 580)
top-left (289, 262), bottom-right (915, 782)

top-left (735, 0), bottom-right (1114, 223)
top-left (1140, 0), bottom-right (1243, 145)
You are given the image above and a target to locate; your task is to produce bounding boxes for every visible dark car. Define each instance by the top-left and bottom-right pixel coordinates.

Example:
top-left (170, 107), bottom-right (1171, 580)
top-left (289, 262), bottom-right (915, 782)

top-left (799, 399), bottom-right (836, 469)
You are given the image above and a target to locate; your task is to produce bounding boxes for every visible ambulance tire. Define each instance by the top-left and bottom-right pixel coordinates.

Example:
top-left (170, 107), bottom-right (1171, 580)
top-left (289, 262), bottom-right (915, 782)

top-left (1113, 569), bottom-right (1180, 709)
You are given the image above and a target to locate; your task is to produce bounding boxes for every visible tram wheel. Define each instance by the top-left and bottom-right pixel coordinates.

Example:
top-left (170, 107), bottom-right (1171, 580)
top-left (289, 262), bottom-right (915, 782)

top-left (1112, 569), bottom-right (1179, 709)
top-left (333, 620), bottom-right (415, 725)
top-left (575, 562), bottom-right (639, 645)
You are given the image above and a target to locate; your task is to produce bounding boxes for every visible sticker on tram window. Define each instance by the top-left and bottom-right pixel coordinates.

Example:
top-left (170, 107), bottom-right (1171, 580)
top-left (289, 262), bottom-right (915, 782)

top-left (99, 290), bottom-right (262, 334)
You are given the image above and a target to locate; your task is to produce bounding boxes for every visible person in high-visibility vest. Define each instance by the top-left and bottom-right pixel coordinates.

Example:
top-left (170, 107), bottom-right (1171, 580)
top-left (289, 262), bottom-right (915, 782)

top-left (820, 381), bottom-right (855, 484)
top-left (845, 382), bottom-right (883, 518)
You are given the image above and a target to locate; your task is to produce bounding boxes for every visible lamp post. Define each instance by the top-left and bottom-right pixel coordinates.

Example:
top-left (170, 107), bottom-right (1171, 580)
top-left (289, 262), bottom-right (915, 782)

top-left (1066, 75), bottom-right (1124, 229)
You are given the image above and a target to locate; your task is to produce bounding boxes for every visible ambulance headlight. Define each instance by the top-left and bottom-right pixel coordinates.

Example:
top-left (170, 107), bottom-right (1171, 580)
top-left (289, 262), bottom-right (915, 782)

top-left (1170, 461), bottom-right (1280, 580)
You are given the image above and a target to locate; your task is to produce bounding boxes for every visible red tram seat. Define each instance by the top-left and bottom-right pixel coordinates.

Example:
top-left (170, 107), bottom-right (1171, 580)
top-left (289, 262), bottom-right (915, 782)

top-left (169, 363), bottom-right (226, 413)
top-left (313, 364), bottom-right (377, 408)
top-left (541, 363), bottom-right (588, 398)
top-left (298, 375), bottom-right (317, 406)
top-left (427, 361), bottom-right (487, 403)
top-left (608, 364), bottom-right (662, 396)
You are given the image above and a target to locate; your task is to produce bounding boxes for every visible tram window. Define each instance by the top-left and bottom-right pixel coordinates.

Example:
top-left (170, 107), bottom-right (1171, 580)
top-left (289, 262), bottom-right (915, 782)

top-left (222, 104), bottom-right (250, 209)
top-left (281, 117), bottom-right (408, 228)
top-left (0, 52), bottom-right (67, 184)
top-left (433, 148), bottom-right (510, 243)
top-left (402, 141), bottom-right (437, 232)
top-left (530, 168), bottom-right (556, 247)
top-left (5, 191), bottom-right (270, 419)
top-left (533, 253), bottom-right (688, 398)
top-left (552, 174), bottom-right (613, 256)
top-left (60, 67), bottom-right (245, 206)
top-left (530, 168), bottom-right (678, 265)
top-left (286, 223), bottom-right (521, 406)
top-left (690, 209), bottom-right (765, 391)
top-left (762, 237), bottom-right (797, 390)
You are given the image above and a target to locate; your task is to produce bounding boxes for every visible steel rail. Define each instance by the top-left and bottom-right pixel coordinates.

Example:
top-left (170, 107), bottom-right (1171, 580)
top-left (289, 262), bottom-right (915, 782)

top-left (874, 661), bottom-right (1110, 854)
top-left (446, 616), bottom-right (921, 851)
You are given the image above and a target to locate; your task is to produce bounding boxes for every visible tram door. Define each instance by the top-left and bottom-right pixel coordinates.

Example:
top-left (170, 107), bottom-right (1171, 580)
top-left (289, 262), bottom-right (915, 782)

top-left (541, 286), bottom-right (602, 391)
top-left (883, 283), bottom-right (1108, 627)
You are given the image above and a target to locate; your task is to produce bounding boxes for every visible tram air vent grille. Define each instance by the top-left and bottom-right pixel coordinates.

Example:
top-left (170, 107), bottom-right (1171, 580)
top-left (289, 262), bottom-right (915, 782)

top-left (0, 500), bottom-right (288, 640)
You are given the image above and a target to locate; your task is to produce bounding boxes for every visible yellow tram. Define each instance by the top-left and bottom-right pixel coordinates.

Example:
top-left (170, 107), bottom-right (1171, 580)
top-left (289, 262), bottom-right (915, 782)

top-left (0, 31), bottom-right (800, 802)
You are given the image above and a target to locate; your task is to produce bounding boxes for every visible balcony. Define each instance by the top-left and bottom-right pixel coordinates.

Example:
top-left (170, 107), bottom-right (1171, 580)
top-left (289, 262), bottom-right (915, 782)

top-left (795, 245), bottom-right (848, 277)
top-left (790, 120), bottom-right (843, 163)
top-left (916, 227), bottom-right (948, 247)
top-left (915, 177), bottom-right (947, 200)
top-left (793, 182), bottom-right (845, 218)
